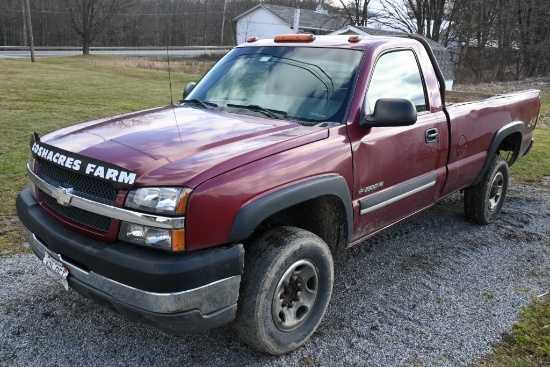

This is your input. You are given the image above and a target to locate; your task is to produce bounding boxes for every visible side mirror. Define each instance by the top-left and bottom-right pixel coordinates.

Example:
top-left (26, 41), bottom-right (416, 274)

top-left (182, 82), bottom-right (196, 100)
top-left (361, 98), bottom-right (417, 128)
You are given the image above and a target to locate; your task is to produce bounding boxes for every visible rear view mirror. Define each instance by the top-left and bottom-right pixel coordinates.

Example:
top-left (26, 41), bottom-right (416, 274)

top-left (361, 98), bottom-right (417, 128)
top-left (182, 82), bottom-right (196, 100)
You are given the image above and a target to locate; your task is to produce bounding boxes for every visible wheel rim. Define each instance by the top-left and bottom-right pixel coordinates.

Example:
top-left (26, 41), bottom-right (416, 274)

top-left (272, 259), bottom-right (319, 331)
top-left (488, 171), bottom-right (504, 211)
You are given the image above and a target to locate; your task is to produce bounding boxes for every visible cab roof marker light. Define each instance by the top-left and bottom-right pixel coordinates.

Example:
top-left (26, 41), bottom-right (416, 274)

top-left (348, 35), bottom-right (361, 43)
top-left (274, 34), bottom-right (316, 42)
top-left (246, 36), bottom-right (258, 43)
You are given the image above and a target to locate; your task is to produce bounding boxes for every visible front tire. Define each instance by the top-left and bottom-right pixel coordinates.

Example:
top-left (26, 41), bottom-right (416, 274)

top-left (464, 155), bottom-right (509, 224)
top-left (233, 226), bottom-right (334, 355)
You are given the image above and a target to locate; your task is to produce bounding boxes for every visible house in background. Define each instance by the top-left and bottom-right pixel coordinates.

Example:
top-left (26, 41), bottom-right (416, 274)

top-left (233, 4), bottom-right (349, 45)
top-left (331, 25), bottom-right (456, 90)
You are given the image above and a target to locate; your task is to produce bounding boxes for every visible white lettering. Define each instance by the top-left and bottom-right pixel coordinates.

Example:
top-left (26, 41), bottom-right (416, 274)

top-left (105, 168), bottom-right (118, 181)
top-left (93, 166), bottom-right (105, 178)
top-left (72, 160), bottom-right (81, 171)
top-left (85, 163), bottom-right (96, 174)
top-left (118, 171), bottom-right (136, 185)
top-left (31, 140), bottom-right (135, 186)
top-left (57, 155), bottom-right (66, 166)
top-left (65, 157), bottom-right (74, 169)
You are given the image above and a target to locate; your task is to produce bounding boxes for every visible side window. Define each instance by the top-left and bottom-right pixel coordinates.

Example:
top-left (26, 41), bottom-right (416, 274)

top-left (367, 50), bottom-right (427, 112)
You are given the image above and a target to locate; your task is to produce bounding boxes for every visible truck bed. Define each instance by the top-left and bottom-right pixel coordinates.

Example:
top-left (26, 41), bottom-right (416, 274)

top-left (441, 88), bottom-right (540, 196)
top-left (445, 89), bottom-right (539, 105)
top-left (446, 90), bottom-right (496, 104)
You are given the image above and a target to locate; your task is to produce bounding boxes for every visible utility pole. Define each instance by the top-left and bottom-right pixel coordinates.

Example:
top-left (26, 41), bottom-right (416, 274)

top-left (221, 0), bottom-right (228, 45)
top-left (20, 0), bottom-right (27, 46)
top-left (24, 0), bottom-right (35, 62)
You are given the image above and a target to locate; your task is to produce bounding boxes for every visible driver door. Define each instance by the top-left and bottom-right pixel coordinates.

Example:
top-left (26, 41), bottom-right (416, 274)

top-left (353, 49), bottom-right (446, 238)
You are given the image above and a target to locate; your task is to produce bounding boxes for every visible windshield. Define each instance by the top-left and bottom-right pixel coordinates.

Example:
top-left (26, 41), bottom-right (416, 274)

top-left (185, 46), bottom-right (364, 125)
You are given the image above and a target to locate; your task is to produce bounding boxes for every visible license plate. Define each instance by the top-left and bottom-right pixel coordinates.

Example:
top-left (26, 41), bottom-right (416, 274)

top-left (43, 252), bottom-right (69, 291)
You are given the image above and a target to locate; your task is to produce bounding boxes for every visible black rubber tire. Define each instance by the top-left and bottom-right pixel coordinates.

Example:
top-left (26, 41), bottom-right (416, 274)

top-left (464, 155), bottom-right (509, 224)
top-left (232, 226), bottom-right (334, 355)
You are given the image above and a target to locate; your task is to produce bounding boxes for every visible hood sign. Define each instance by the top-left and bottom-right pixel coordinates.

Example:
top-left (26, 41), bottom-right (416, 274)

top-left (30, 133), bottom-right (136, 188)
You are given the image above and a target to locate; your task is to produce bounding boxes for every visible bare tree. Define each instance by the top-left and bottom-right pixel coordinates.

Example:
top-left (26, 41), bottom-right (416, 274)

top-left (69, 0), bottom-right (131, 54)
top-left (338, 0), bottom-right (373, 26)
top-left (452, 0), bottom-right (499, 81)
top-left (376, 0), bottom-right (416, 33)
top-left (2, 0), bottom-right (548, 81)
top-left (377, 0), bottom-right (456, 44)
top-left (514, 0), bottom-right (550, 77)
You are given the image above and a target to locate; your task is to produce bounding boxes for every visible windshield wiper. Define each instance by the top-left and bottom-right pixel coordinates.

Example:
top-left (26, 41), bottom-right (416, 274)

top-left (227, 104), bottom-right (286, 120)
top-left (182, 98), bottom-right (218, 110)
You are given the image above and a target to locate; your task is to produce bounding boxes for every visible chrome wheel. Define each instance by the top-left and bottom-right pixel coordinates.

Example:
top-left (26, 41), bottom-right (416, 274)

top-left (488, 172), bottom-right (504, 211)
top-left (272, 259), bottom-right (318, 331)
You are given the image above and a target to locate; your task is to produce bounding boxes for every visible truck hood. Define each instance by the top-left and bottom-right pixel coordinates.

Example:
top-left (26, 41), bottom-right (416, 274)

top-left (43, 106), bottom-right (328, 187)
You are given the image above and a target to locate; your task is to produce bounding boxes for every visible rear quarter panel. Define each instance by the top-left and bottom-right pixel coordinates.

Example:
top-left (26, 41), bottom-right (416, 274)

top-left (442, 89), bottom-right (540, 196)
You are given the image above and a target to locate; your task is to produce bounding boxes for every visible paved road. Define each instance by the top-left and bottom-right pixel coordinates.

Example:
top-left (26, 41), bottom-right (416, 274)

top-left (0, 49), bottom-right (229, 59)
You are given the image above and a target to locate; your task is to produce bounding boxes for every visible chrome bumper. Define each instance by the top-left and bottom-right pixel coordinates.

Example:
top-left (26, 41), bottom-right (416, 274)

top-left (21, 223), bottom-right (241, 316)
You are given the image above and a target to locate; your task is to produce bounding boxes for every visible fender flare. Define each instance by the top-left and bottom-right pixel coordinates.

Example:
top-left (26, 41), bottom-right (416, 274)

top-left (228, 175), bottom-right (353, 244)
top-left (473, 121), bottom-right (524, 184)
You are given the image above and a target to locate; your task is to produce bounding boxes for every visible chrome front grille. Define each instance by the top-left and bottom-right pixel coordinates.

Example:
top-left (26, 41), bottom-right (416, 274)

top-left (41, 191), bottom-right (112, 232)
top-left (38, 160), bottom-right (118, 232)
top-left (39, 160), bottom-right (118, 205)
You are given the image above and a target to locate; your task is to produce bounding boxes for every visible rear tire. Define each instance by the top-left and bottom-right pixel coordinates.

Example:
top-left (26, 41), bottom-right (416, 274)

top-left (464, 155), bottom-right (509, 224)
top-left (233, 226), bottom-right (334, 355)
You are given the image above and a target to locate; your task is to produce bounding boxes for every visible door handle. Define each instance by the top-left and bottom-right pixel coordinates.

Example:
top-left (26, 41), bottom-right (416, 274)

top-left (425, 128), bottom-right (439, 143)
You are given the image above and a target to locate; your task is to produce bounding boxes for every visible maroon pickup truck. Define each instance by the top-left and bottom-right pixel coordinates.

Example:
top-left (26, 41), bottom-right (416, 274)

top-left (17, 34), bottom-right (541, 354)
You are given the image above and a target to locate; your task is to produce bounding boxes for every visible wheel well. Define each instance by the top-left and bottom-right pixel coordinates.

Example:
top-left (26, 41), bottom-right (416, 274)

top-left (496, 132), bottom-right (522, 166)
top-left (244, 195), bottom-right (348, 257)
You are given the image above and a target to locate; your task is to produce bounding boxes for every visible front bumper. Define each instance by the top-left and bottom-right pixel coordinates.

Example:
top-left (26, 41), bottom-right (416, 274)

top-left (17, 189), bottom-right (244, 333)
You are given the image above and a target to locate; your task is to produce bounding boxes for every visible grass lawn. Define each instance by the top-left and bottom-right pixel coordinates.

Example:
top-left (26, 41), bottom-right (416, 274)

top-left (477, 293), bottom-right (550, 367)
top-left (510, 128), bottom-right (550, 184)
top-left (0, 55), bottom-right (209, 255)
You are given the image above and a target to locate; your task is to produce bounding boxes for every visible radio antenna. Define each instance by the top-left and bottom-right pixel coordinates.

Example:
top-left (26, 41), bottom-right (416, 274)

top-left (166, 28), bottom-right (182, 141)
top-left (166, 45), bottom-right (174, 105)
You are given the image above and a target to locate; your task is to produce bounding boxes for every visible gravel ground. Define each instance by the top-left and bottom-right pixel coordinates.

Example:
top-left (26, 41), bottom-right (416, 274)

top-left (1, 185), bottom-right (549, 367)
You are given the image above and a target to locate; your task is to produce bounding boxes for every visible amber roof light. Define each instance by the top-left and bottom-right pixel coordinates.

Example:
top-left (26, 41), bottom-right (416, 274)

top-left (274, 34), bottom-right (316, 42)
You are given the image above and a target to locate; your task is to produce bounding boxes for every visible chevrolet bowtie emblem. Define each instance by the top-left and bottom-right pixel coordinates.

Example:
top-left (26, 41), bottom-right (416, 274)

top-left (53, 187), bottom-right (74, 206)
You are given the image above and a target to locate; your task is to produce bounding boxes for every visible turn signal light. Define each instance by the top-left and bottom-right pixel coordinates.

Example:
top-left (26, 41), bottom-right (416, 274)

top-left (172, 229), bottom-right (185, 252)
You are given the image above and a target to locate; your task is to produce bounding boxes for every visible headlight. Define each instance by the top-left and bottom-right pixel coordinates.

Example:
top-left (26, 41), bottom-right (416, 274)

top-left (119, 222), bottom-right (185, 252)
top-left (121, 187), bottom-right (190, 252)
top-left (125, 187), bottom-right (191, 215)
